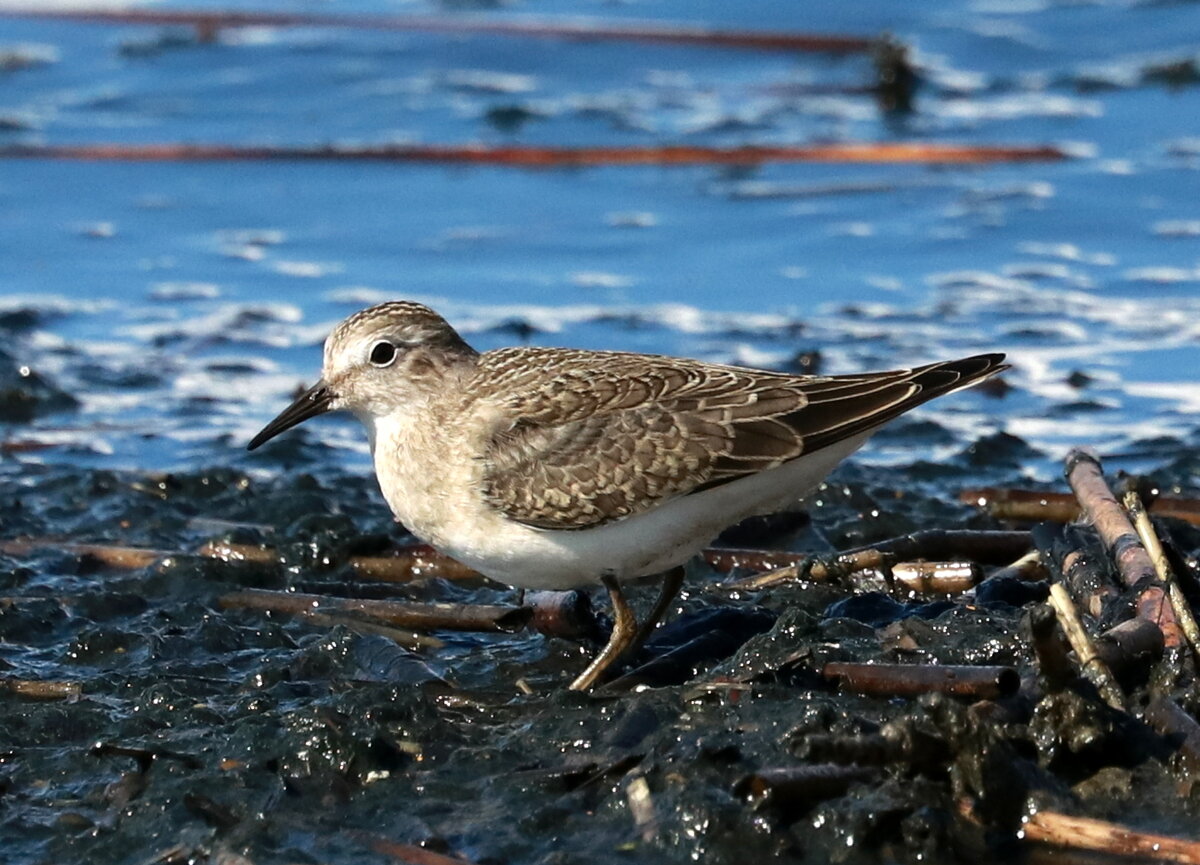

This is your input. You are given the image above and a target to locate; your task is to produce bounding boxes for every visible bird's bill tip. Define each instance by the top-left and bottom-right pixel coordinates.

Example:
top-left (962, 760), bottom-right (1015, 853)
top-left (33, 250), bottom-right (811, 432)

top-left (246, 380), bottom-right (335, 451)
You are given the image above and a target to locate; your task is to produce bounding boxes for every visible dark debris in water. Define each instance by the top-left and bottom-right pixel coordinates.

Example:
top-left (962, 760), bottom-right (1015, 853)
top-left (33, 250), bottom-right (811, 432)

top-left (0, 455), bottom-right (1198, 865)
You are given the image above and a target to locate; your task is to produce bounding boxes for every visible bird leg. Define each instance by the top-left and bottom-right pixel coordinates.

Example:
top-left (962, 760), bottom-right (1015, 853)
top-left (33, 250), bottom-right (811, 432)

top-left (567, 567), bottom-right (685, 691)
top-left (631, 565), bottom-right (685, 652)
top-left (568, 575), bottom-right (637, 691)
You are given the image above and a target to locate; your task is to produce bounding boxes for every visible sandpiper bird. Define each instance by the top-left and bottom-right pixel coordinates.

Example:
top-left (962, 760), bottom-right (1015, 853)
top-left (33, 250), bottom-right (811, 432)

top-left (248, 301), bottom-right (1007, 690)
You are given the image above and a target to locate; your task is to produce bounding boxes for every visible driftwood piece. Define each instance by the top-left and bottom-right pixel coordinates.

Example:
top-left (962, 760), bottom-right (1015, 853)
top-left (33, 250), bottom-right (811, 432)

top-left (731, 530), bottom-right (1031, 589)
top-left (961, 486), bottom-right (1200, 528)
top-left (1064, 448), bottom-right (1183, 648)
top-left (821, 662), bottom-right (1018, 700)
top-left (218, 589), bottom-right (531, 633)
top-left (1126, 491), bottom-right (1200, 659)
top-left (1046, 584), bottom-right (1125, 711)
top-left (1021, 809), bottom-right (1200, 864)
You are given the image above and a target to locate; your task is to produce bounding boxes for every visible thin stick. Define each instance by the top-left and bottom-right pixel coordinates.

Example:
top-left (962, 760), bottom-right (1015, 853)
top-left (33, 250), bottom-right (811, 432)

top-left (821, 662), bottom-right (1018, 700)
top-left (1125, 491), bottom-right (1200, 659)
top-left (961, 486), bottom-right (1200, 528)
top-left (0, 142), bottom-right (1070, 167)
top-left (218, 589), bottom-right (530, 633)
top-left (1064, 448), bottom-right (1183, 648)
top-left (1021, 809), bottom-right (1200, 865)
top-left (1046, 583), bottom-right (1125, 711)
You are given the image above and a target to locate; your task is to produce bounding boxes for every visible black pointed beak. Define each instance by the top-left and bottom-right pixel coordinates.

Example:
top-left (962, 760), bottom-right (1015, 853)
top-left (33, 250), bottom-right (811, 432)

top-left (247, 380), bottom-right (335, 451)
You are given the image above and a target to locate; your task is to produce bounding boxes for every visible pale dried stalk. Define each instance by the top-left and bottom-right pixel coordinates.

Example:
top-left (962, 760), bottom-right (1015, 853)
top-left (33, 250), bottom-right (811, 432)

top-left (1021, 809), bottom-right (1200, 864)
top-left (1125, 491), bottom-right (1200, 660)
top-left (1046, 583), bottom-right (1125, 711)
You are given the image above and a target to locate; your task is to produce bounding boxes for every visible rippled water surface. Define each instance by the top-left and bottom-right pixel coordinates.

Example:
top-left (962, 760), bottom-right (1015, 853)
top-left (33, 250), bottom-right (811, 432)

top-left (1, 1), bottom-right (1199, 863)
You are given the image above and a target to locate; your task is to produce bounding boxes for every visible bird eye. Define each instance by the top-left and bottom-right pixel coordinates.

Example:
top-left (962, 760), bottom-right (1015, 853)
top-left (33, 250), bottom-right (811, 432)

top-left (369, 341), bottom-right (398, 367)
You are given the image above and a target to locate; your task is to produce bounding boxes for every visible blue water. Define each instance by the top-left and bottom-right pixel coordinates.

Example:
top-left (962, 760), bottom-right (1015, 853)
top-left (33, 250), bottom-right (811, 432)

top-left (0, 0), bottom-right (1197, 477)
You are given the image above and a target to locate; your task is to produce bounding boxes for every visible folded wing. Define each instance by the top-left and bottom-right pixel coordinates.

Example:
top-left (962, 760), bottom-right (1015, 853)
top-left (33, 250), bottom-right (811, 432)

top-left (478, 350), bottom-right (1006, 530)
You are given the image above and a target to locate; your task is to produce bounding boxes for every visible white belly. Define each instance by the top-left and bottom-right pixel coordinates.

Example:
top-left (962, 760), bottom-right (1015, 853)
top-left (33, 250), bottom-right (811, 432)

top-left (373, 413), bottom-right (868, 590)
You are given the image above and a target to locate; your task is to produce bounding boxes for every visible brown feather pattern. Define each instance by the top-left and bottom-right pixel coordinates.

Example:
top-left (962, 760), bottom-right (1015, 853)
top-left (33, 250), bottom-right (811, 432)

top-left (476, 348), bottom-right (1007, 530)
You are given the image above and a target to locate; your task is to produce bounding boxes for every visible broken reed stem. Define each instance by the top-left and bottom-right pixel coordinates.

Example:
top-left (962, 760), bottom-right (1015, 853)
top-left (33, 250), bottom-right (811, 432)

top-left (732, 529), bottom-right (1031, 589)
top-left (0, 142), bottom-right (1070, 167)
top-left (1125, 491), bottom-right (1200, 659)
top-left (218, 589), bottom-right (531, 633)
top-left (1020, 809), bottom-right (1200, 865)
top-left (0, 7), bottom-right (877, 55)
top-left (820, 662), bottom-right (1019, 700)
top-left (1046, 583), bottom-right (1125, 711)
top-left (1065, 448), bottom-right (1183, 648)
top-left (961, 486), bottom-right (1200, 528)
top-left (2, 677), bottom-right (82, 699)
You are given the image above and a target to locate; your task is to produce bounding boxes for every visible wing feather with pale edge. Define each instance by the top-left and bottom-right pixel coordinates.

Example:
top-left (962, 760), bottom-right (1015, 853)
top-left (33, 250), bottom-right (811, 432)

top-left (477, 350), bottom-right (1007, 530)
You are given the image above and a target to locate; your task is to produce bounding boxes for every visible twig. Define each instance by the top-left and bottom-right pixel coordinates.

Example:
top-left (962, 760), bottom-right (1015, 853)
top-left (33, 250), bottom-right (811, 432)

top-left (218, 589), bottom-right (530, 633)
top-left (1021, 809), bottom-right (1200, 864)
top-left (1125, 491), bottom-right (1200, 659)
top-left (1046, 584), bottom-right (1125, 711)
top-left (820, 662), bottom-right (1018, 700)
top-left (1064, 448), bottom-right (1183, 648)
top-left (1, 142), bottom-right (1071, 167)
top-left (961, 486), bottom-right (1200, 528)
